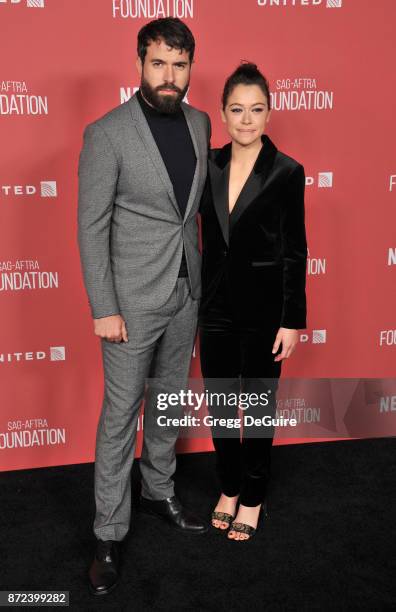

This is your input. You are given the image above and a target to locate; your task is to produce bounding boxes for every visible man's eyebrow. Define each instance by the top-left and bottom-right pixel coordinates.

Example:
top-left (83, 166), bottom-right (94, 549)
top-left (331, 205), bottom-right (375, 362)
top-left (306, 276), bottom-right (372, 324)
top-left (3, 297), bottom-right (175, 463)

top-left (150, 58), bottom-right (189, 65)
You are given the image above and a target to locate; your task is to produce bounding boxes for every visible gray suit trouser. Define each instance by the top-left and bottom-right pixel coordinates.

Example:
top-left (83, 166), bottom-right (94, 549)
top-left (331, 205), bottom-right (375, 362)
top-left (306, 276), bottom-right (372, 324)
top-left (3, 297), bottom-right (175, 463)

top-left (93, 278), bottom-right (198, 541)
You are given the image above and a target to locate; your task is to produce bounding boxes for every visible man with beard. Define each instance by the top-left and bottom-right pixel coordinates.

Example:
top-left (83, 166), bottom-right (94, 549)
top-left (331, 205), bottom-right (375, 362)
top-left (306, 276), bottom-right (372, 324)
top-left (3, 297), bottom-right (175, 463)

top-left (77, 18), bottom-right (211, 595)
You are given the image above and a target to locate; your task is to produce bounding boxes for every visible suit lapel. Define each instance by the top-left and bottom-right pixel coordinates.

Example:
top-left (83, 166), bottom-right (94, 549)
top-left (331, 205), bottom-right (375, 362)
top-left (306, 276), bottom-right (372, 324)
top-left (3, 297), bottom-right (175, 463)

top-left (181, 103), bottom-right (201, 221)
top-left (230, 135), bottom-right (278, 232)
top-left (208, 158), bottom-right (230, 247)
top-left (210, 135), bottom-right (278, 240)
top-left (127, 94), bottom-right (181, 218)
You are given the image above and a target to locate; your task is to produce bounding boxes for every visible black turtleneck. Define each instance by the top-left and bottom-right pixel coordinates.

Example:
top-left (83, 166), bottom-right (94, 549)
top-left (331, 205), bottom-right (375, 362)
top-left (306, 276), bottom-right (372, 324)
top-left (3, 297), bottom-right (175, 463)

top-left (136, 89), bottom-right (196, 277)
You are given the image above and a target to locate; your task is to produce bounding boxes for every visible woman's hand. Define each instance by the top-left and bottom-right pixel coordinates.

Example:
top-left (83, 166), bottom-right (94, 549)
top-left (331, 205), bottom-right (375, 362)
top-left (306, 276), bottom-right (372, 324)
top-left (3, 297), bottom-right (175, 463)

top-left (272, 327), bottom-right (299, 362)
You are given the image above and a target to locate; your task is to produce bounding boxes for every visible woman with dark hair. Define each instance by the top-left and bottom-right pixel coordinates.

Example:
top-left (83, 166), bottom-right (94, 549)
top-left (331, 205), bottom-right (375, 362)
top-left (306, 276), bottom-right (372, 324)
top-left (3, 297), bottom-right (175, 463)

top-left (199, 63), bottom-right (307, 541)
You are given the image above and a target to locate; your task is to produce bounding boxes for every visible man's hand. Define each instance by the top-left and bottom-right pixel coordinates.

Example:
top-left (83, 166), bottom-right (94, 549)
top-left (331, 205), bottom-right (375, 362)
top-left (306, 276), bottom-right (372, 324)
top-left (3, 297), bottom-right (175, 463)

top-left (272, 327), bottom-right (299, 362)
top-left (93, 315), bottom-right (128, 343)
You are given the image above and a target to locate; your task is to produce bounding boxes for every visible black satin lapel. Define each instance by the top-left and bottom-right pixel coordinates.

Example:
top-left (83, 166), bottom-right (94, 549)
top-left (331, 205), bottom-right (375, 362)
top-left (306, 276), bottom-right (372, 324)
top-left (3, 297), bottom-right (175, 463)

top-left (230, 135), bottom-right (278, 233)
top-left (208, 161), bottom-right (229, 247)
top-left (229, 171), bottom-right (263, 233)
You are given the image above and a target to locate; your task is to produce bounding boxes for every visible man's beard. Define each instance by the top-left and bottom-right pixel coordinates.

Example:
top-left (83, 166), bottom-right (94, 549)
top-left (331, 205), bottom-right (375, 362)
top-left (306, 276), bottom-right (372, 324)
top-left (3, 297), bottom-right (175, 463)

top-left (140, 76), bottom-right (189, 114)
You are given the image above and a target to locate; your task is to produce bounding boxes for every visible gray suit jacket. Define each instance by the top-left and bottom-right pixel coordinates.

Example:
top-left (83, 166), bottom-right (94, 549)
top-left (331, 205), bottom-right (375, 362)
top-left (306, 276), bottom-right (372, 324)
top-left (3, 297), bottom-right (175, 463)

top-left (78, 94), bottom-right (210, 319)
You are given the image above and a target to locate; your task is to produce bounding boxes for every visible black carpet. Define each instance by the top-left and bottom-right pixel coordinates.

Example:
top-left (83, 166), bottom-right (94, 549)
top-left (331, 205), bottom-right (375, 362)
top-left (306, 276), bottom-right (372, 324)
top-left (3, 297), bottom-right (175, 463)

top-left (1, 438), bottom-right (396, 611)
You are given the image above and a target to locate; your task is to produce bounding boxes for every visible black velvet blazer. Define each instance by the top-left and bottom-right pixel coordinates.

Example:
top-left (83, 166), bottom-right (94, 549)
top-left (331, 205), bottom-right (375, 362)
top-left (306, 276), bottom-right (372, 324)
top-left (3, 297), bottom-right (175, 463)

top-left (199, 134), bottom-right (308, 331)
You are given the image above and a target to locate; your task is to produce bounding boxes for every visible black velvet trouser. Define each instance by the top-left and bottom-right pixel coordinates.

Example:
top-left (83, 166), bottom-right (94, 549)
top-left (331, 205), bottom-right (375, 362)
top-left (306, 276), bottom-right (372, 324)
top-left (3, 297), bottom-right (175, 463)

top-left (199, 309), bottom-right (282, 507)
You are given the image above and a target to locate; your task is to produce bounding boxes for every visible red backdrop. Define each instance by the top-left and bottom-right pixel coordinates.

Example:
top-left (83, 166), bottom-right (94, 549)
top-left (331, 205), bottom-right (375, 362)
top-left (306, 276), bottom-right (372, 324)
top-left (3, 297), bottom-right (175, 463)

top-left (1, 0), bottom-right (395, 471)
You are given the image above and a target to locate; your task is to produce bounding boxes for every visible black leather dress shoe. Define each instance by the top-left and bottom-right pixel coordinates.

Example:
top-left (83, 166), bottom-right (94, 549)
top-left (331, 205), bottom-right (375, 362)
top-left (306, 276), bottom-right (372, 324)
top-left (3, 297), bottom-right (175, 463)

top-left (88, 539), bottom-right (120, 596)
top-left (140, 495), bottom-right (208, 534)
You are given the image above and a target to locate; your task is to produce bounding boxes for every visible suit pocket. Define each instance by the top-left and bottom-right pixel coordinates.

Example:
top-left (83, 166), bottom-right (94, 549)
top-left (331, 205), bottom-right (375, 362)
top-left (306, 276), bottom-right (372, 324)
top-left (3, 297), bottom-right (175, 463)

top-left (251, 261), bottom-right (280, 267)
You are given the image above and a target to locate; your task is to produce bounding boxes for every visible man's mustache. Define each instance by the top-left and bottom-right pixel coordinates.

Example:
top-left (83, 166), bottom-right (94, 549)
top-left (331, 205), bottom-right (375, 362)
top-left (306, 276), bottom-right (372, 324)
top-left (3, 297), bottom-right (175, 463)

top-left (156, 84), bottom-right (182, 93)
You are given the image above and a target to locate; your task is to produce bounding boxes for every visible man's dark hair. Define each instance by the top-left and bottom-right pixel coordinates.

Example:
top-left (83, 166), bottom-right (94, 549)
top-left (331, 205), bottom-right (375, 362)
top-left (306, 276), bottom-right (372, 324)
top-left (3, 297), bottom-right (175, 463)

top-left (222, 62), bottom-right (271, 110)
top-left (137, 17), bottom-right (195, 63)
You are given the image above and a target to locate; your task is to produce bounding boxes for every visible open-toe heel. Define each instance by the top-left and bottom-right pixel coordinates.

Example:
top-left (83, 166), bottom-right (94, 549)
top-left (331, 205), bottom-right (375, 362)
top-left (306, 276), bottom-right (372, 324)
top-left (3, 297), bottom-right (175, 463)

top-left (228, 500), bottom-right (268, 542)
top-left (211, 511), bottom-right (234, 531)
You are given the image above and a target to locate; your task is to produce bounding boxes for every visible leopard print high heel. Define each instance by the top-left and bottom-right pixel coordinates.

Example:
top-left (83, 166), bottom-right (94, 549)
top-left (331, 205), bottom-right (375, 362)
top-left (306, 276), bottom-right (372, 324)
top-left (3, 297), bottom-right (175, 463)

top-left (228, 500), bottom-right (268, 541)
top-left (211, 510), bottom-right (235, 530)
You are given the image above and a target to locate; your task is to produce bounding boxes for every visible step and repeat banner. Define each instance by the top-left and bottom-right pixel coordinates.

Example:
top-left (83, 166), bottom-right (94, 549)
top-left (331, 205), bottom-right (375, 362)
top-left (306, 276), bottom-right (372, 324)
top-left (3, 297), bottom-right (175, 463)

top-left (1, 0), bottom-right (395, 471)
